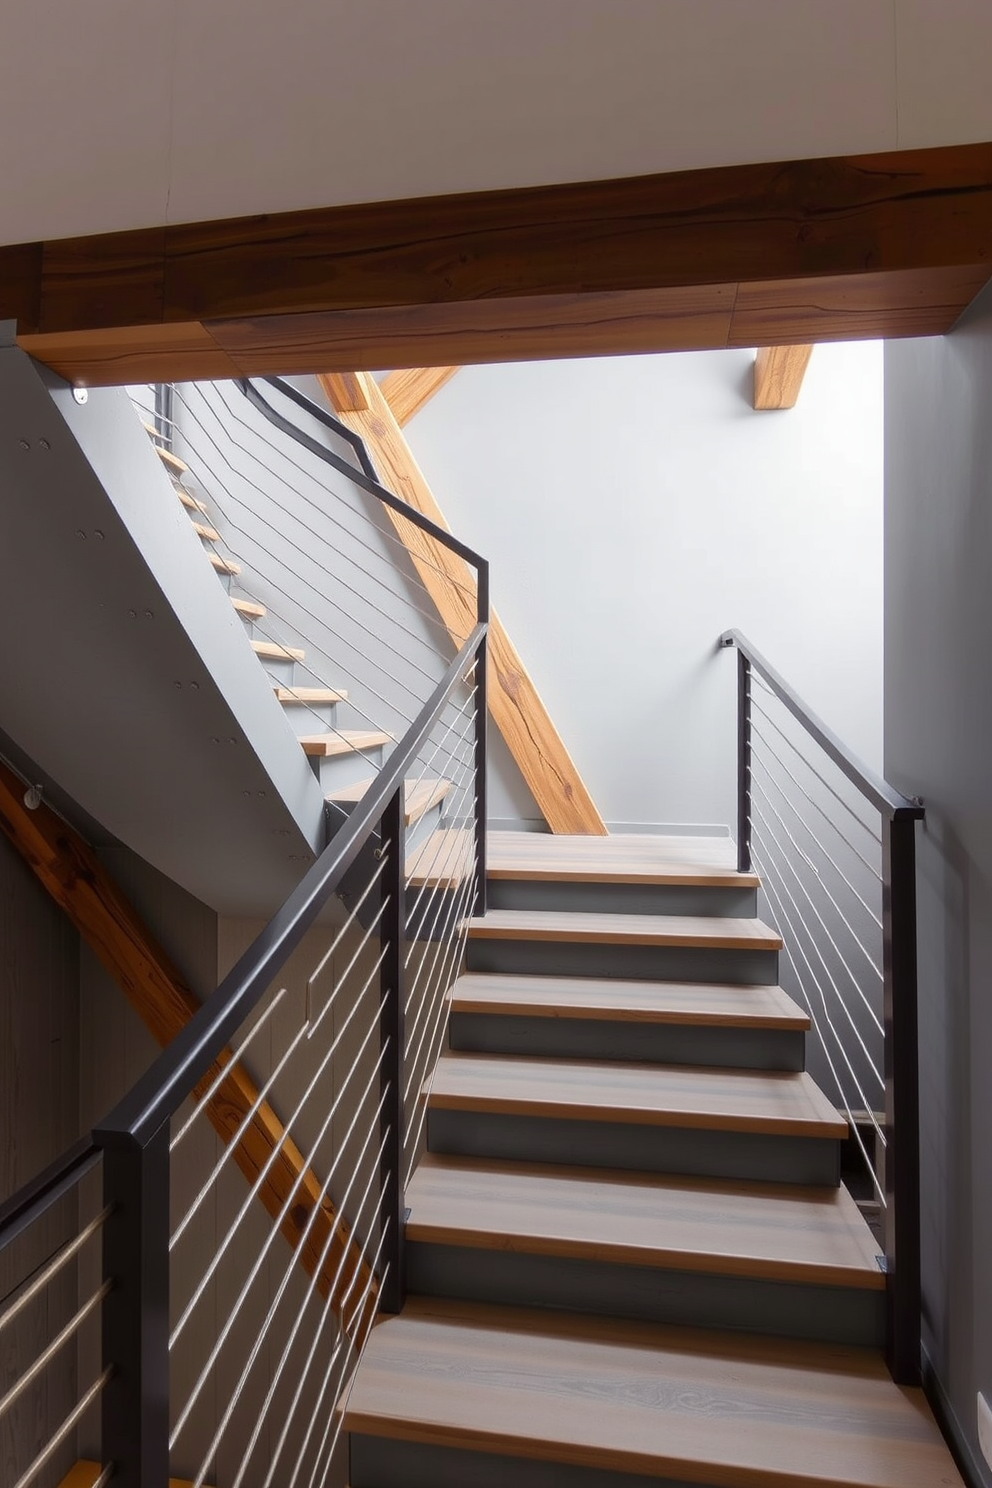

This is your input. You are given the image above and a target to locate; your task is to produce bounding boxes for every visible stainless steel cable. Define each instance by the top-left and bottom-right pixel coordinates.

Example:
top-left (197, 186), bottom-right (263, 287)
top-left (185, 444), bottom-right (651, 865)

top-left (402, 824), bottom-right (477, 1043)
top-left (750, 825), bottom-right (886, 1139)
top-left (750, 701), bottom-right (883, 852)
top-left (750, 755), bottom-right (883, 930)
top-left (169, 943), bottom-right (384, 1340)
top-left (11, 1367), bottom-right (112, 1488)
top-left (170, 1012), bottom-right (388, 1447)
top-left (0, 1279), bottom-right (112, 1421)
top-left (751, 842), bottom-right (885, 1205)
top-left (170, 986), bottom-right (290, 1152)
top-left (403, 758), bottom-right (477, 968)
top-left (0, 1206), bottom-right (110, 1335)
top-left (750, 778), bottom-right (885, 987)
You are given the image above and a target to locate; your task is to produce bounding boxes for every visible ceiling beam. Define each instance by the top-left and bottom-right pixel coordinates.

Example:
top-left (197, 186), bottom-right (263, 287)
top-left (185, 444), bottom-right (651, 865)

top-left (328, 373), bottom-right (607, 835)
top-left (753, 345), bottom-right (814, 409)
top-left (4, 140), bottom-right (992, 385)
top-left (379, 366), bottom-right (461, 425)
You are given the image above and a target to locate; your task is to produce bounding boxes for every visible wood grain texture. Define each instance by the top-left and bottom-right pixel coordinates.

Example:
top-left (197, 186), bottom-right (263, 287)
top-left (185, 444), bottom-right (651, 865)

top-left (753, 345), bottom-right (814, 410)
top-left (58, 1462), bottom-right (212, 1488)
top-left (466, 909), bottom-right (782, 950)
top-left (327, 373), bottom-right (607, 835)
top-left (329, 776), bottom-right (452, 825)
top-left (426, 1052), bottom-right (847, 1137)
top-left (0, 760), bottom-right (375, 1338)
top-left (273, 686), bottom-right (348, 704)
top-left (249, 638), bottom-right (305, 661)
top-left (448, 972), bottom-right (809, 1029)
top-left (406, 828), bottom-right (474, 888)
top-left (298, 729), bottom-right (392, 758)
top-left (317, 370), bottom-right (371, 412)
top-left (486, 830), bottom-right (757, 885)
top-left (208, 551), bottom-right (241, 576)
top-left (342, 1297), bottom-right (964, 1488)
top-left (8, 142), bottom-right (990, 382)
top-left (230, 596), bottom-right (267, 620)
top-left (406, 1153), bottom-right (883, 1288)
top-left (379, 366), bottom-right (461, 424)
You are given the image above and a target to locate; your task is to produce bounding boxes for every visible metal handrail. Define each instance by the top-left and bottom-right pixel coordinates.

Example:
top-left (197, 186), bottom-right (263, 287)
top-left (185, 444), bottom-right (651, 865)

top-left (721, 627), bottom-right (923, 1389)
top-left (0, 1137), bottom-right (100, 1257)
top-left (720, 630), bottom-right (923, 822)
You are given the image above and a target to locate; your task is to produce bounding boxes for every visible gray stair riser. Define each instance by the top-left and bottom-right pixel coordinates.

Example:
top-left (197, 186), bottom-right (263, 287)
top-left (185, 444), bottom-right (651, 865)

top-left (406, 1242), bottom-right (885, 1348)
top-left (448, 1011), bottom-right (805, 1071)
top-left (427, 1109), bottom-right (840, 1186)
top-left (488, 879), bottom-right (757, 918)
top-left (309, 743), bottom-right (386, 793)
top-left (351, 1435), bottom-right (702, 1488)
top-left (258, 653), bottom-right (297, 682)
top-left (465, 939), bottom-right (779, 986)
top-left (281, 701), bottom-right (342, 728)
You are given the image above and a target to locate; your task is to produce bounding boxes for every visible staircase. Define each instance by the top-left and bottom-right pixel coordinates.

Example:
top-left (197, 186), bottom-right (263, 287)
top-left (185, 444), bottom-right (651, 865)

top-left (342, 830), bottom-right (962, 1488)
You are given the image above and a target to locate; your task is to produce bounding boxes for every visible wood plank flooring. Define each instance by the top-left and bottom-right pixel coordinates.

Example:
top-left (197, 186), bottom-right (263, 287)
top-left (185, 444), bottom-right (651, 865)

top-left (407, 1153), bottom-right (883, 1288)
top-left (427, 1053), bottom-right (847, 1137)
top-left (343, 1297), bottom-right (963, 1488)
top-left (298, 729), bottom-right (391, 758)
top-left (486, 830), bottom-right (758, 887)
top-left (467, 909), bottom-right (782, 950)
top-left (449, 972), bottom-right (810, 1029)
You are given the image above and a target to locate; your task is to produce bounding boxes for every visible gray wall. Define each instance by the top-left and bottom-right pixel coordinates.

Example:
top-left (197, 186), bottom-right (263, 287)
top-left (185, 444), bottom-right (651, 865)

top-left (885, 283), bottom-right (992, 1485)
top-left (404, 343), bottom-right (884, 830)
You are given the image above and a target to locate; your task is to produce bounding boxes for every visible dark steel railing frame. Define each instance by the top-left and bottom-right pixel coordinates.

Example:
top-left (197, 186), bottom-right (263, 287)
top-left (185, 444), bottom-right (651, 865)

top-left (721, 629), bottom-right (924, 1386)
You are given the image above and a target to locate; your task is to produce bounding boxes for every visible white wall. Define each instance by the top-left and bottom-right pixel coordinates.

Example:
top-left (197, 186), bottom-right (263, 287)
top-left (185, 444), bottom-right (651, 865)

top-left (403, 343), bottom-right (884, 831)
top-left (2, 1), bottom-right (992, 244)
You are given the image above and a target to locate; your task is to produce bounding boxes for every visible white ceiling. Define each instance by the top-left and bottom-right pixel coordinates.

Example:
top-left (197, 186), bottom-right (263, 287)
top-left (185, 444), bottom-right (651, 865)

top-left (1, 0), bottom-right (991, 246)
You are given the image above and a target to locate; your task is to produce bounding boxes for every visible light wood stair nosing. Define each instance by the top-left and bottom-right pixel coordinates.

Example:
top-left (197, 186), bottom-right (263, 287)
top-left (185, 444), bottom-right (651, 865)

top-left (299, 729), bottom-right (392, 759)
top-left (467, 908), bottom-right (782, 952)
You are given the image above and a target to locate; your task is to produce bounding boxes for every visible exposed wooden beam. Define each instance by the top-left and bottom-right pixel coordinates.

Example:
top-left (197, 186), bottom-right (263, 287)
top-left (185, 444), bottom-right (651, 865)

top-left (0, 759), bottom-right (374, 1338)
top-left (332, 373), bottom-right (606, 835)
top-left (753, 345), bottom-right (814, 409)
top-left (3, 142), bottom-right (991, 384)
top-left (318, 370), bottom-right (371, 412)
top-left (379, 367), bottom-right (461, 425)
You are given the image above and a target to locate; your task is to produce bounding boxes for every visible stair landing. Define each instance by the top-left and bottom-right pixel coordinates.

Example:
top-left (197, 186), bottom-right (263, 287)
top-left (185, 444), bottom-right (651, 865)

top-left (486, 830), bottom-right (758, 887)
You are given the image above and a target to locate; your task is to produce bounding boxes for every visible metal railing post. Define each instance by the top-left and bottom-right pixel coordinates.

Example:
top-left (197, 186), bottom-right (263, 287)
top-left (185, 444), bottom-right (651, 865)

top-left (882, 811), bottom-right (922, 1385)
top-left (378, 787), bottom-right (405, 1315)
top-left (737, 650), bottom-right (753, 874)
top-left (96, 1121), bottom-right (170, 1488)
top-left (474, 563), bottom-right (490, 917)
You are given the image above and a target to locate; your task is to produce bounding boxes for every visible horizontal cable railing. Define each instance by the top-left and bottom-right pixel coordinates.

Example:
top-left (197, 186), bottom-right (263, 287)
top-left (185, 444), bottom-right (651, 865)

top-left (0, 1141), bottom-right (111, 1488)
top-left (128, 376), bottom-right (479, 775)
top-left (720, 629), bottom-right (923, 1386)
top-left (3, 379), bottom-right (489, 1488)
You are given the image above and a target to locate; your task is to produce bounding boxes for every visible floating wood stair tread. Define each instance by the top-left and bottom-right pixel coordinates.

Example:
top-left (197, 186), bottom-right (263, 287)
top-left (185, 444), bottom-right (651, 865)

top-left (274, 685), bottom-right (348, 705)
top-left (329, 776), bottom-right (452, 825)
top-left (449, 972), bottom-right (809, 1029)
top-left (299, 729), bottom-right (392, 758)
top-left (176, 487), bottom-right (208, 514)
top-left (407, 1153), bottom-right (883, 1288)
top-left (208, 551), bottom-right (241, 576)
top-left (487, 830), bottom-right (759, 887)
top-left (153, 444), bottom-right (188, 475)
top-left (467, 909), bottom-right (782, 951)
top-left (231, 596), bottom-right (266, 620)
top-left (343, 1297), bottom-right (963, 1488)
top-left (251, 638), bottom-right (305, 662)
top-left (407, 828), bottom-right (474, 887)
top-left (427, 1052), bottom-right (847, 1137)
top-left (192, 519), bottom-right (221, 542)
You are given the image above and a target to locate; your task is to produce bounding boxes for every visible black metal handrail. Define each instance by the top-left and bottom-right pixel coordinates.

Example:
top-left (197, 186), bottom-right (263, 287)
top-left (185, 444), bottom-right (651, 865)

top-left (721, 629), bottom-right (923, 1388)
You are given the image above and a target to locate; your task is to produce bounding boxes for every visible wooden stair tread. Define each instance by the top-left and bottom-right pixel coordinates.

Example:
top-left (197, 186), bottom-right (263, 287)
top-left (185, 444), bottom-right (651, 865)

top-left (192, 519), bottom-right (220, 542)
top-left (274, 686), bottom-right (348, 705)
top-left (487, 830), bottom-right (758, 887)
top-left (152, 444), bottom-right (187, 475)
top-left (426, 1052), bottom-right (847, 1137)
top-left (407, 827), bottom-right (474, 887)
top-left (176, 487), bottom-right (208, 515)
top-left (251, 638), bottom-right (305, 662)
top-left (329, 776), bottom-right (452, 825)
top-left (231, 595), bottom-right (266, 620)
top-left (208, 551), bottom-right (241, 576)
top-left (299, 729), bottom-right (392, 758)
top-left (449, 972), bottom-right (809, 1029)
top-left (343, 1297), bottom-right (963, 1488)
top-left (467, 908), bottom-right (782, 951)
top-left (407, 1154), bottom-right (883, 1288)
